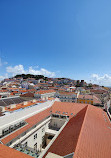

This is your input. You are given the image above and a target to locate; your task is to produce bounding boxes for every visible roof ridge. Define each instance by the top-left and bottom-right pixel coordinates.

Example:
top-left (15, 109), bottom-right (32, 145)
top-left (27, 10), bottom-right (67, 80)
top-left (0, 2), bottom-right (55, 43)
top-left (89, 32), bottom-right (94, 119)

top-left (42, 105), bottom-right (88, 157)
top-left (73, 105), bottom-right (89, 157)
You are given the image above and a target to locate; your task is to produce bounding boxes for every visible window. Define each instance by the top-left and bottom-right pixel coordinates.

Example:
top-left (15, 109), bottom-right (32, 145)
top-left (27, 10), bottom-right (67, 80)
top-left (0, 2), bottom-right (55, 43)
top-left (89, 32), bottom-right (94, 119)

top-left (60, 115), bottom-right (66, 119)
top-left (34, 133), bottom-right (37, 139)
top-left (42, 136), bottom-right (45, 142)
top-left (42, 128), bottom-right (45, 132)
top-left (34, 143), bottom-right (37, 151)
top-left (23, 142), bottom-right (27, 147)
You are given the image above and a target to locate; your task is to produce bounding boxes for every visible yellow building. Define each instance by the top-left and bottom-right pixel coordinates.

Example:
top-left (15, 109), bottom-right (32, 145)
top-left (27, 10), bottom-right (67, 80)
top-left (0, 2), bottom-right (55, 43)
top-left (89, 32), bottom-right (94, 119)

top-left (77, 94), bottom-right (93, 105)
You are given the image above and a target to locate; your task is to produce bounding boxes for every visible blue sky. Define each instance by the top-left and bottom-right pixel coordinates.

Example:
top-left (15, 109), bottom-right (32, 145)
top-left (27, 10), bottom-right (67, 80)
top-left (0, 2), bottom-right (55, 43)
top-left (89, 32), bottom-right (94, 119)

top-left (0, 0), bottom-right (111, 86)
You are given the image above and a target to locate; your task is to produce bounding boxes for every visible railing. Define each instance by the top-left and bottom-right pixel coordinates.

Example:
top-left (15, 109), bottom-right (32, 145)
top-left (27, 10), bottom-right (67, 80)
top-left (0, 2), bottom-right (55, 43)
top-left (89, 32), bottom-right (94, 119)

top-left (6, 115), bottom-right (51, 146)
top-left (0, 121), bottom-right (27, 138)
top-left (51, 113), bottom-right (69, 119)
top-left (14, 145), bottom-right (39, 158)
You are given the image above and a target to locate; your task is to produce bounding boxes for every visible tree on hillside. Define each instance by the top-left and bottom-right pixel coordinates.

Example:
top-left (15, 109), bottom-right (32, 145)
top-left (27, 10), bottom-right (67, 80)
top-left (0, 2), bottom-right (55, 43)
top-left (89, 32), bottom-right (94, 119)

top-left (76, 80), bottom-right (80, 87)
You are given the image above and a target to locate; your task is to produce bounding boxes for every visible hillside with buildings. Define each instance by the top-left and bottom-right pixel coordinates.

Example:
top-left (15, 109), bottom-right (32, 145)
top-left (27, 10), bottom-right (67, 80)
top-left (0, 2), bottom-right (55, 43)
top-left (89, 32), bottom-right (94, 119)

top-left (0, 74), bottom-right (111, 158)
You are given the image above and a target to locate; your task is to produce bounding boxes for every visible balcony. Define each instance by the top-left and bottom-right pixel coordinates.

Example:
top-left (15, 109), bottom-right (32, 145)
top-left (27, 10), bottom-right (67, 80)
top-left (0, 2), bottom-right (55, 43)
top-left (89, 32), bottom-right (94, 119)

top-left (0, 121), bottom-right (26, 138)
top-left (14, 145), bottom-right (39, 158)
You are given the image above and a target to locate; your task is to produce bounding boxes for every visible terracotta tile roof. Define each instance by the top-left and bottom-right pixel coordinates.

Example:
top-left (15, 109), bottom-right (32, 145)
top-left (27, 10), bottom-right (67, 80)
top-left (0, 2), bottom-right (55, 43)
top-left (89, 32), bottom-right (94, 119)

top-left (35, 90), bottom-right (55, 94)
top-left (0, 144), bottom-right (32, 158)
top-left (51, 101), bottom-right (87, 118)
top-left (26, 107), bottom-right (51, 125)
top-left (78, 94), bottom-right (101, 104)
top-left (5, 101), bottom-right (38, 112)
top-left (59, 92), bottom-right (76, 95)
top-left (93, 95), bottom-right (101, 104)
top-left (73, 106), bottom-right (111, 158)
top-left (10, 92), bottom-right (14, 95)
top-left (20, 92), bottom-right (34, 97)
top-left (90, 89), bottom-right (107, 94)
top-left (78, 94), bottom-right (93, 99)
top-left (43, 106), bottom-right (88, 157)
top-left (27, 89), bottom-right (36, 92)
top-left (44, 103), bottom-right (111, 158)
top-left (48, 86), bottom-right (55, 89)
top-left (1, 101), bottom-right (111, 158)
top-left (19, 90), bottom-right (27, 93)
top-left (0, 90), bottom-right (8, 92)
top-left (1, 107), bottom-right (51, 144)
top-left (47, 97), bottom-right (55, 100)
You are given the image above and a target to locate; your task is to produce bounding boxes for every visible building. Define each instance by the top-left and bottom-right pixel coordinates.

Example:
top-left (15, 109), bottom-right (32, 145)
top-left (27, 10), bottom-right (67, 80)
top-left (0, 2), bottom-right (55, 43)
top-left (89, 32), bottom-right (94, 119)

top-left (34, 90), bottom-right (56, 100)
top-left (0, 100), bottom-right (111, 158)
top-left (0, 96), bottom-right (27, 112)
top-left (77, 94), bottom-right (102, 106)
top-left (55, 92), bottom-right (77, 103)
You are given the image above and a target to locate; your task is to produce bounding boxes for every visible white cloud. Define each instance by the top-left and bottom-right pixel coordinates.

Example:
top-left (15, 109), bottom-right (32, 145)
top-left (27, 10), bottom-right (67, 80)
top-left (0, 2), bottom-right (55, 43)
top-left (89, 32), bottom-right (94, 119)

top-left (91, 73), bottom-right (111, 86)
top-left (6, 65), bottom-right (25, 76)
top-left (0, 76), bottom-right (5, 80)
top-left (6, 65), bottom-right (55, 77)
top-left (28, 67), bottom-right (55, 77)
top-left (0, 73), bottom-right (8, 80)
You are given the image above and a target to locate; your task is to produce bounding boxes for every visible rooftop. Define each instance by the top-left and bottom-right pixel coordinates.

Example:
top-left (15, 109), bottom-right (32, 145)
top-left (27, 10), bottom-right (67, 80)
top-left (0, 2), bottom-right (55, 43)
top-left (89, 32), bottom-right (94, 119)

top-left (0, 100), bottom-right (53, 130)
top-left (0, 101), bottom-right (111, 158)
top-left (1, 106), bottom-right (51, 144)
top-left (43, 103), bottom-right (111, 158)
top-left (44, 106), bottom-right (87, 157)
top-left (51, 101), bottom-right (87, 118)
top-left (35, 90), bottom-right (55, 94)
top-left (0, 144), bottom-right (31, 158)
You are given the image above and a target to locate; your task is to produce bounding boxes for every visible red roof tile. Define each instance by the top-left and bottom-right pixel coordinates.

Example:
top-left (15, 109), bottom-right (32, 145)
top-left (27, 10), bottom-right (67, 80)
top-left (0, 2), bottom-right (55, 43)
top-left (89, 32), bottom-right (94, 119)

top-left (73, 106), bottom-right (111, 158)
top-left (1, 101), bottom-right (111, 158)
top-left (36, 90), bottom-right (55, 94)
top-left (59, 92), bottom-right (76, 95)
top-left (20, 92), bottom-right (34, 97)
top-left (0, 144), bottom-right (32, 158)
top-left (43, 103), bottom-right (111, 158)
top-left (51, 101), bottom-right (87, 118)
top-left (43, 106), bottom-right (88, 157)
